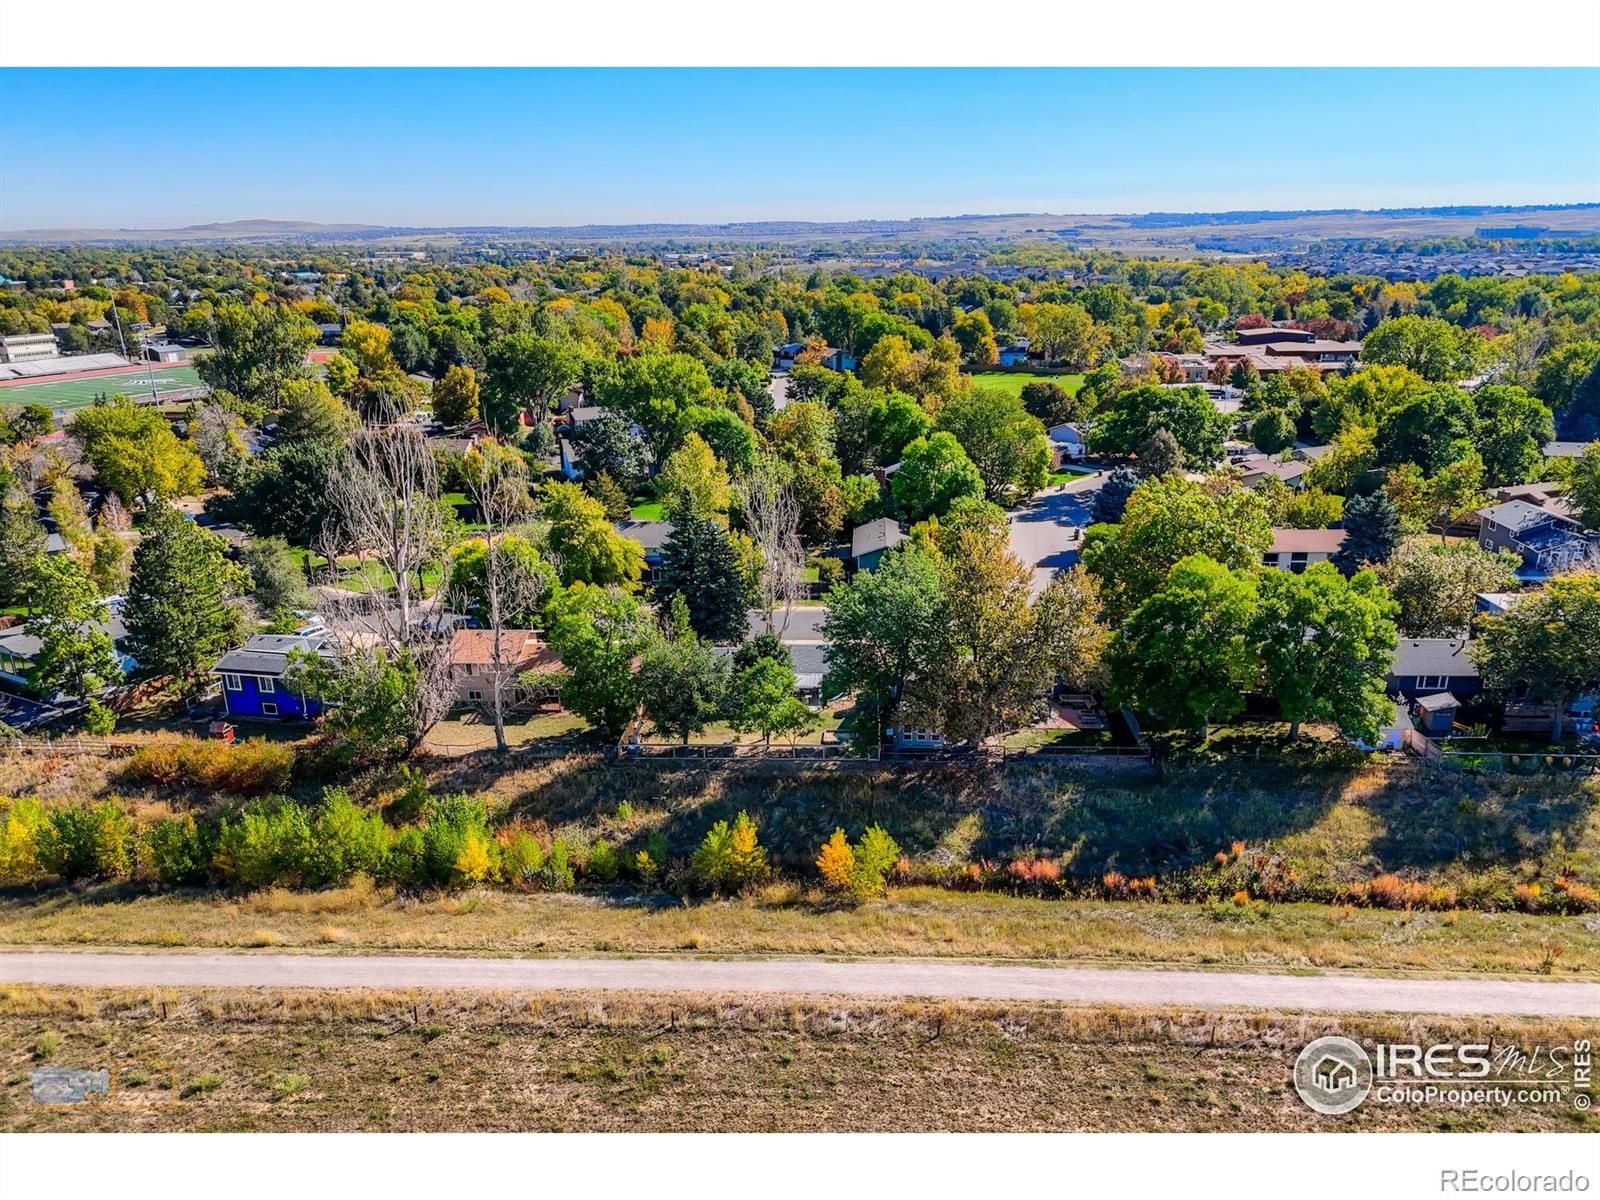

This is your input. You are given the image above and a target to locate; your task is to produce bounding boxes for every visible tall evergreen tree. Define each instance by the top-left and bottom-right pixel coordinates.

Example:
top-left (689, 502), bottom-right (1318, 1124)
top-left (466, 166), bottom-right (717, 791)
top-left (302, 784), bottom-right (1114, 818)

top-left (654, 514), bottom-right (751, 643)
top-left (1332, 491), bottom-right (1404, 574)
top-left (123, 504), bottom-right (248, 692)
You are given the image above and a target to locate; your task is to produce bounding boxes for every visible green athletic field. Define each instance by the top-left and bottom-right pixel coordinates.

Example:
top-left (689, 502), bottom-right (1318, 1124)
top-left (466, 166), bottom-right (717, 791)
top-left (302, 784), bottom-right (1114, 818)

top-left (967, 370), bottom-right (1085, 398)
top-left (0, 363), bottom-right (206, 412)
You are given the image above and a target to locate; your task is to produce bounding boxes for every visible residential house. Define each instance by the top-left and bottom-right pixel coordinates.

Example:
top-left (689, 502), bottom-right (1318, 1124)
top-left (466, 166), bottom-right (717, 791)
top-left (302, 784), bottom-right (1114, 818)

top-left (1047, 421), bottom-right (1088, 466)
top-left (1234, 453), bottom-right (1309, 490)
top-left (1262, 528), bottom-right (1345, 572)
top-left (849, 518), bottom-right (906, 572)
top-left (448, 628), bottom-right (563, 712)
top-left (212, 632), bottom-right (337, 721)
top-left (0, 606), bottom-right (137, 698)
top-left (1475, 500), bottom-right (1592, 576)
top-left (614, 519), bottom-right (674, 580)
top-left (1386, 638), bottom-right (1482, 702)
top-left (1542, 441), bottom-right (1591, 460)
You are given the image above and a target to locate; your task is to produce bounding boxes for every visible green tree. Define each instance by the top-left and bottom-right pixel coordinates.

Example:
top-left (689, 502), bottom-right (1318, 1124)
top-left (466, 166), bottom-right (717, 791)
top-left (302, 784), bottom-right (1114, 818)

top-left (540, 480), bottom-right (644, 589)
top-left (1249, 563), bottom-right (1398, 742)
top-left (447, 533), bottom-right (555, 628)
top-left (592, 351), bottom-right (713, 454)
top-left (1373, 384), bottom-right (1477, 475)
top-left (933, 389), bottom-right (1051, 503)
top-left (821, 543), bottom-right (947, 722)
top-left (122, 504), bottom-right (248, 691)
top-left (431, 363), bottom-right (482, 427)
top-left (542, 583), bottom-right (653, 737)
top-left (1569, 442), bottom-right (1600, 529)
top-left (1331, 491), bottom-right (1404, 574)
top-left (482, 333), bottom-right (581, 432)
top-left (25, 556), bottom-right (121, 701)
top-left (1081, 476), bottom-right (1272, 621)
top-left (1474, 573), bottom-right (1600, 741)
top-left (242, 535), bottom-right (312, 621)
top-left (656, 432), bottom-right (732, 522)
top-left (1108, 554), bottom-right (1258, 742)
top-left (1362, 315), bottom-right (1483, 382)
top-left (726, 654), bottom-right (802, 747)
top-left (1378, 538), bottom-right (1521, 639)
top-left (571, 413), bottom-right (652, 492)
top-left (1472, 384), bottom-right (1555, 486)
top-left (274, 377), bottom-right (353, 448)
top-left (891, 431), bottom-right (984, 522)
top-left (637, 626), bottom-right (729, 743)
top-left (195, 303), bottom-right (315, 413)
top-left (1250, 408), bottom-right (1298, 454)
top-left (655, 514), bottom-right (751, 643)
top-left (1019, 380), bottom-right (1082, 428)
top-left (1091, 385), bottom-right (1230, 466)
top-left (70, 398), bottom-right (205, 506)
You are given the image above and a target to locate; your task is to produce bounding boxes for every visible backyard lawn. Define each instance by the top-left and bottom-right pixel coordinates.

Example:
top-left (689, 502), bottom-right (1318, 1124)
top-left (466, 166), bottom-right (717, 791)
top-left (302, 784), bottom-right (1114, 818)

top-left (967, 370), bottom-right (1085, 398)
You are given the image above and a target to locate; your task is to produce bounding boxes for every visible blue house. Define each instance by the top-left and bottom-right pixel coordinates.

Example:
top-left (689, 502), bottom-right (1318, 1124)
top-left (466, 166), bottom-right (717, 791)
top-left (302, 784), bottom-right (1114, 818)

top-left (212, 632), bottom-right (337, 721)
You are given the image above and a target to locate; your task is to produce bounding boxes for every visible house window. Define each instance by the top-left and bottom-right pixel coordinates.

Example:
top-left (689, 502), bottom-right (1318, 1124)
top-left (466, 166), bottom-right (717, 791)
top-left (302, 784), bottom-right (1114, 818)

top-left (260, 701), bottom-right (279, 717)
top-left (258, 675), bottom-right (276, 694)
top-left (223, 674), bottom-right (242, 691)
top-left (1416, 675), bottom-right (1447, 690)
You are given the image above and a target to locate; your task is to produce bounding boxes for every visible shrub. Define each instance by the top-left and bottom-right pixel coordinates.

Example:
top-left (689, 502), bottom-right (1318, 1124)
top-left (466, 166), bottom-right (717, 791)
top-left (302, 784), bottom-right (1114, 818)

top-left (214, 801), bottom-right (314, 889)
top-left (539, 837), bottom-right (575, 892)
top-left (302, 788), bottom-right (392, 887)
top-left (816, 829), bottom-right (855, 891)
top-left (0, 797), bottom-right (45, 881)
top-left (126, 737), bottom-right (294, 796)
top-left (498, 828), bottom-right (545, 890)
top-left (587, 838), bottom-right (619, 884)
top-left (691, 811), bottom-right (770, 894)
top-left (418, 794), bottom-right (497, 889)
top-left (35, 802), bottom-right (134, 880)
top-left (141, 814), bottom-right (214, 887)
top-left (83, 699), bottom-right (116, 736)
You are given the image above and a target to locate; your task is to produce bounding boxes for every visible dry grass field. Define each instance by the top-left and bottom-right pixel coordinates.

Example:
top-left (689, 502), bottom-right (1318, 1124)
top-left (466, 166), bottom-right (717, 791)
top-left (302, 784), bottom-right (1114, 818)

top-left (2, 985), bottom-right (1593, 1133)
top-left (2, 882), bottom-right (1595, 978)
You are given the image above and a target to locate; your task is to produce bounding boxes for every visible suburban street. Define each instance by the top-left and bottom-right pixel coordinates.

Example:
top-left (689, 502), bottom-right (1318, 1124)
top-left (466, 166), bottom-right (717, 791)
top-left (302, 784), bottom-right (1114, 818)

top-left (2, 951), bottom-right (1596, 1016)
top-left (1008, 470), bottom-right (1105, 591)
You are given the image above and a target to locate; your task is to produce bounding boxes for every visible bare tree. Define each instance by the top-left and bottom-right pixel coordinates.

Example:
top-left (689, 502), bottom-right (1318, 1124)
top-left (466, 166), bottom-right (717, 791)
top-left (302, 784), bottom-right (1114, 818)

top-left (460, 444), bottom-right (550, 752)
top-left (741, 457), bottom-right (805, 636)
top-left (323, 423), bottom-right (443, 645)
top-left (310, 422), bottom-right (457, 753)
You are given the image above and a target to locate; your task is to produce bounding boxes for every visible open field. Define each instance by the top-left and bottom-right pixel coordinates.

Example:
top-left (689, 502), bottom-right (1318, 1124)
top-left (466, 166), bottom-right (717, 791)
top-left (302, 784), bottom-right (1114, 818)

top-left (967, 369), bottom-right (1084, 397)
top-left (0, 363), bottom-right (205, 411)
top-left (2, 884), bottom-right (1595, 978)
top-left (2, 986), bottom-right (1592, 1131)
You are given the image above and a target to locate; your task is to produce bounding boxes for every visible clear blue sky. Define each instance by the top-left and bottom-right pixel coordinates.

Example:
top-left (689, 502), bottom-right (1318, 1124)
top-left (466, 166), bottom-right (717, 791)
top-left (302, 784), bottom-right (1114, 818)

top-left (2, 68), bottom-right (1596, 229)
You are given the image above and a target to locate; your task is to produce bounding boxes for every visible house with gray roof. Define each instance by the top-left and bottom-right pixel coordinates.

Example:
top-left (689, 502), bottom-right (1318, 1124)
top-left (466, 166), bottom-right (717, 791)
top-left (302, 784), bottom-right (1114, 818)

top-left (1386, 638), bottom-right (1482, 702)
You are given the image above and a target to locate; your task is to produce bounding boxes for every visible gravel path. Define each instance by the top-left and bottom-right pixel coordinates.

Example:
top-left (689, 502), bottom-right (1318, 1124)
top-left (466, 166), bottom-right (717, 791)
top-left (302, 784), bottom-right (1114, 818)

top-left (2, 951), bottom-right (1597, 1016)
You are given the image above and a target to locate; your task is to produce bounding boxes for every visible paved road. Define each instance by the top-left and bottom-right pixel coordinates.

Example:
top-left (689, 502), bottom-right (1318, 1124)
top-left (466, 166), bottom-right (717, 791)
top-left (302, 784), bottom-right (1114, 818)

top-left (2, 951), bottom-right (1596, 1016)
top-left (1008, 471), bottom-right (1104, 592)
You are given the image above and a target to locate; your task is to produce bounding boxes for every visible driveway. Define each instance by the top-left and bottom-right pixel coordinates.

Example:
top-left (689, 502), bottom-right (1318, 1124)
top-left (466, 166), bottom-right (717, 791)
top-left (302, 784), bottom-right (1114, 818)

top-left (1, 951), bottom-right (1595, 1016)
top-left (1008, 470), bottom-right (1105, 592)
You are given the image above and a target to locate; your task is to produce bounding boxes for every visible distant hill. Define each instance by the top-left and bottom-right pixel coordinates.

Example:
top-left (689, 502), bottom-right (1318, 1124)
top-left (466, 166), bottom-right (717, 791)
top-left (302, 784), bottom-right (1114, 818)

top-left (3, 204), bottom-right (1597, 249)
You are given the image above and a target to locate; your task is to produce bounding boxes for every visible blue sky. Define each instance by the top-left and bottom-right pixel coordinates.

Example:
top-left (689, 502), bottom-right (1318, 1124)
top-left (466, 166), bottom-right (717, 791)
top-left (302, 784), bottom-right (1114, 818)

top-left (1, 68), bottom-right (1596, 228)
